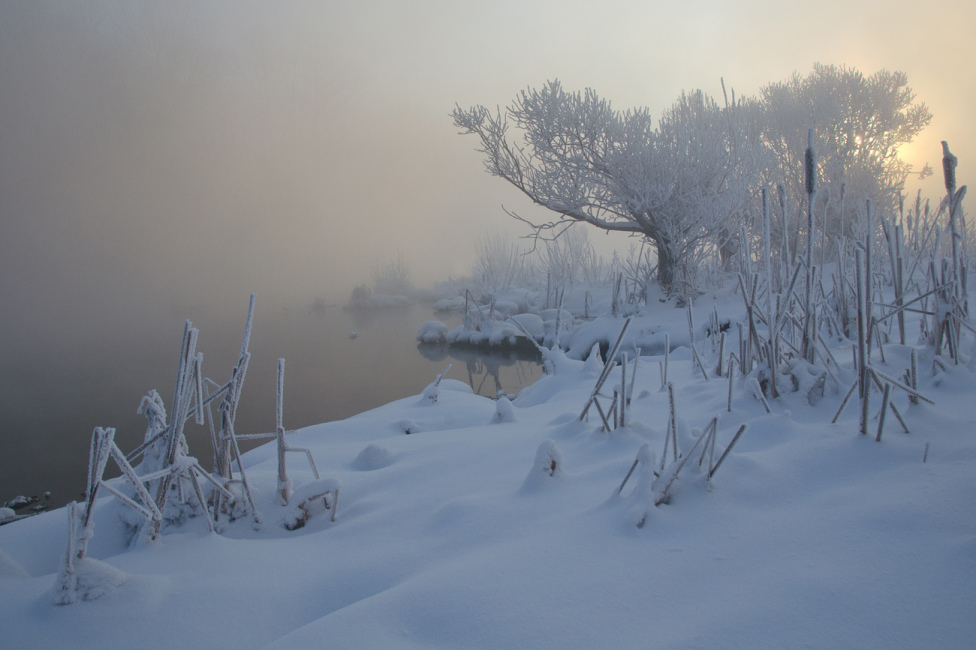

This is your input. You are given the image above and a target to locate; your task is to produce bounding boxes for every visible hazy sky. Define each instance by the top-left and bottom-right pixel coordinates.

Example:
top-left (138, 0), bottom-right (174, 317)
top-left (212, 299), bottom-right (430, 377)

top-left (0, 0), bottom-right (973, 367)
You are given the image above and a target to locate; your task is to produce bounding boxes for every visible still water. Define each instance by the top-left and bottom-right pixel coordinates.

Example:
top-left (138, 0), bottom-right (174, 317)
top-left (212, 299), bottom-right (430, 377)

top-left (0, 301), bottom-right (542, 510)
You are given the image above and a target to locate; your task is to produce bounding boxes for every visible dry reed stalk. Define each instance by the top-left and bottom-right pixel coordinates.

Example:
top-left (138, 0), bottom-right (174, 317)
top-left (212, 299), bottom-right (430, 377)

top-left (856, 248), bottom-right (868, 402)
top-left (716, 331), bottom-right (726, 377)
top-left (580, 318), bottom-right (632, 421)
top-left (667, 382), bottom-right (678, 464)
top-left (654, 445), bottom-right (698, 506)
top-left (909, 349), bottom-right (919, 405)
top-left (708, 424), bottom-right (748, 479)
top-left (803, 128), bottom-right (817, 364)
top-left (876, 383), bottom-right (892, 442)
top-left (726, 354), bottom-right (739, 412)
top-left (663, 332), bottom-right (670, 388)
top-left (620, 353), bottom-right (628, 428)
top-left (832, 379), bottom-right (859, 424)
top-left (276, 359), bottom-right (291, 505)
top-left (868, 366), bottom-right (934, 405)
top-left (617, 456), bottom-right (641, 495)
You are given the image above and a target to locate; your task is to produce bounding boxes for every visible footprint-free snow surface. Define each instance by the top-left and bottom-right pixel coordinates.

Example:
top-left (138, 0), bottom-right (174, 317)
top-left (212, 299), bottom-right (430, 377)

top-left (1, 291), bottom-right (974, 649)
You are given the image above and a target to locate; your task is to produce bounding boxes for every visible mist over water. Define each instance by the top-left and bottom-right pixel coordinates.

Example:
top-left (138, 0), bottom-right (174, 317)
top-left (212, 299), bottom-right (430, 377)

top-left (0, 3), bottom-right (506, 506)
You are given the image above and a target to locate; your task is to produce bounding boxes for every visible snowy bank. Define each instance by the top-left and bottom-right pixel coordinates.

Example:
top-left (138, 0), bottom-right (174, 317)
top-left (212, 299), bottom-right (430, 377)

top-left (1, 287), bottom-right (975, 648)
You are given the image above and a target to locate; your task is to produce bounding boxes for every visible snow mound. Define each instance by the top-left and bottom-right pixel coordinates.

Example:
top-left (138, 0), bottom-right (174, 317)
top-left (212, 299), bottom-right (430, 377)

top-left (0, 547), bottom-right (29, 580)
top-left (583, 342), bottom-right (604, 377)
top-left (440, 379), bottom-right (473, 394)
top-left (282, 478), bottom-right (342, 531)
top-left (396, 419), bottom-right (422, 435)
top-left (520, 439), bottom-right (564, 492)
top-left (417, 320), bottom-right (448, 344)
top-left (53, 557), bottom-right (127, 605)
top-left (491, 300), bottom-right (520, 318)
top-left (433, 296), bottom-right (466, 312)
top-left (492, 396), bottom-right (516, 423)
top-left (508, 313), bottom-right (544, 340)
top-left (616, 444), bottom-right (658, 528)
top-left (354, 443), bottom-right (397, 470)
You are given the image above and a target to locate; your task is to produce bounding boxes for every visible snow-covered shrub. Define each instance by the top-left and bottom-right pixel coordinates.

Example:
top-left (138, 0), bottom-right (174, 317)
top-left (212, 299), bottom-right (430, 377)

top-left (283, 478), bottom-right (341, 531)
top-left (397, 419), bottom-right (421, 435)
top-left (472, 232), bottom-right (526, 294)
top-left (419, 365), bottom-right (452, 405)
top-left (540, 227), bottom-right (611, 290)
top-left (134, 389), bottom-right (169, 476)
top-left (417, 320), bottom-right (448, 344)
top-left (53, 557), bottom-right (127, 605)
top-left (348, 284), bottom-right (371, 308)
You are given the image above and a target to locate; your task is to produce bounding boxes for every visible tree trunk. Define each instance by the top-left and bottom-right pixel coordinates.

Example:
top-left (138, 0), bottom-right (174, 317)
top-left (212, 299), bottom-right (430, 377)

top-left (655, 237), bottom-right (678, 292)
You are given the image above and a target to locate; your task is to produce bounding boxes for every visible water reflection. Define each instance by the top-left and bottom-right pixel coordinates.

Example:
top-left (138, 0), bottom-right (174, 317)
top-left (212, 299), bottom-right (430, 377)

top-left (416, 342), bottom-right (541, 398)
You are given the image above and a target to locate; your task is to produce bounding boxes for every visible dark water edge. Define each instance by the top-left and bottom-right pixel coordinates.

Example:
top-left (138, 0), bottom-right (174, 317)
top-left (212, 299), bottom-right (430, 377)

top-left (0, 302), bottom-right (542, 511)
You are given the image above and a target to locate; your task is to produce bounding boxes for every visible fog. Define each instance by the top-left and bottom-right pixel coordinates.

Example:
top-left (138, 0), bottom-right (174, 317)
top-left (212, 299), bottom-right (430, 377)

top-left (1, 1), bottom-right (973, 503)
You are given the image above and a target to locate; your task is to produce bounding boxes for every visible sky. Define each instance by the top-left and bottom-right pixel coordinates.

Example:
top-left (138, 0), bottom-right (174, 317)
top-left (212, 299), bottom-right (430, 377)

top-left (2, 2), bottom-right (973, 303)
top-left (0, 0), bottom-right (973, 447)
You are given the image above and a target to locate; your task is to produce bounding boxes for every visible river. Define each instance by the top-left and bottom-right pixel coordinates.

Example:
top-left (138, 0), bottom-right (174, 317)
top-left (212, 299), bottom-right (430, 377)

top-left (0, 301), bottom-right (542, 511)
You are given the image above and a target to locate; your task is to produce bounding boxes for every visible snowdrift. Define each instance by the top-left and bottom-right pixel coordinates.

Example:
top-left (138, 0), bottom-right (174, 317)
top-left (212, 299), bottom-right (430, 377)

top-left (1, 291), bottom-right (974, 649)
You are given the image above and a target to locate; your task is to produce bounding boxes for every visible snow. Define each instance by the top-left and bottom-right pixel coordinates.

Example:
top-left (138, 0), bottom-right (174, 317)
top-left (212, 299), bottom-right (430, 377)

top-left (0, 546), bottom-right (29, 580)
top-left (53, 556), bottom-right (128, 605)
top-left (433, 296), bottom-right (466, 312)
top-left (0, 288), bottom-right (975, 648)
top-left (417, 320), bottom-right (448, 343)
top-left (508, 312), bottom-right (545, 340)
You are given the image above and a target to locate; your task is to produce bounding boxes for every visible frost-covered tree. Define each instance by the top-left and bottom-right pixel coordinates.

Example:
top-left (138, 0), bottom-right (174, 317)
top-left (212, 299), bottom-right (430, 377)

top-left (453, 81), bottom-right (764, 292)
top-left (761, 64), bottom-right (932, 255)
top-left (371, 250), bottom-right (413, 296)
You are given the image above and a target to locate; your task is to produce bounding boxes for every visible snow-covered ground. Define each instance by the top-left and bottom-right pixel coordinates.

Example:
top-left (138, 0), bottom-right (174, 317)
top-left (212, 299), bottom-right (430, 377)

top-left (1, 288), bottom-right (974, 648)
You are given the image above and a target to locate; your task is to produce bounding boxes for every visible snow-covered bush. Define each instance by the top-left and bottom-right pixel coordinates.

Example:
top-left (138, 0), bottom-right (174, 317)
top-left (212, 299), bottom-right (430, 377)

top-left (417, 320), bottom-right (449, 344)
top-left (472, 233), bottom-right (527, 294)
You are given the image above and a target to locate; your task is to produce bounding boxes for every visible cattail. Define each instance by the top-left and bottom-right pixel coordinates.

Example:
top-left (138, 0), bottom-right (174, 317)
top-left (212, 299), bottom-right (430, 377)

top-left (805, 128), bottom-right (817, 196)
top-left (942, 141), bottom-right (957, 196)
